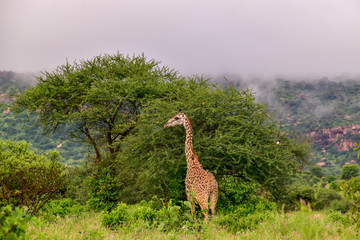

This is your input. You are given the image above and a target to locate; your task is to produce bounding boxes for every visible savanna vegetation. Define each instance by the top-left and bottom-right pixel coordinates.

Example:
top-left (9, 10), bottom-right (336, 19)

top-left (1, 54), bottom-right (360, 239)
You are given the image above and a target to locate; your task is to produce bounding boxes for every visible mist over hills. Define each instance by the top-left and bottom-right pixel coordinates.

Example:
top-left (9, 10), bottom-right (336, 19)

top-left (1, 71), bottom-right (360, 175)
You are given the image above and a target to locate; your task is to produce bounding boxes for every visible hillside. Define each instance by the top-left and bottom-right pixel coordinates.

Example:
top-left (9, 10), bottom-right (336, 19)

top-left (0, 71), bottom-right (86, 164)
top-left (221, 76), bottom-right (360, 175)
top-left (1, 71), bottom-right (360, 172)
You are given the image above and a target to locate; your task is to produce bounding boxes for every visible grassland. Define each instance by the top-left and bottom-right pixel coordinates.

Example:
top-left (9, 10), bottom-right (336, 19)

top-left (26, 210), bottom-right (358, 240)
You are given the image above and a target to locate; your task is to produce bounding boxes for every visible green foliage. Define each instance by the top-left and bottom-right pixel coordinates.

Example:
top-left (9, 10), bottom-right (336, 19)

top-left (282, 183), bottom-right (315, 210)
top-left (216, 176), bottom-right (258, 212)
top-left (0, 205), bottom-right (31, 240)
top-left (12, 53), bottom-right (181, 165)
top-left (329, 199), bottom-right (350, 213)
top-left (213, 198), bottom-right (277, 233)
top-left (38, 198), bottom-right (85, 221)
top-left (86, 168), bottom-right (119, 212)
top-left (308, 165), bottom-right (324, 178)
top-left (102, 200), bottom-right (196, 231)
top-left (339, 176), bottom-right (360, 226)
top-left (115, 76), bottom-right (309, 203)
top-left (0, 139), bottom-right (66, 216)
top-left (354, 141), bottom-right (360, 159)
top-left (340, 164), bottom-right (359, 180)
top-left (328, 210), bottom-right (352, 226)
top-left (313, 188), bottom-right (343, 210)
top-left (62, 164), bottom-right (92, 205)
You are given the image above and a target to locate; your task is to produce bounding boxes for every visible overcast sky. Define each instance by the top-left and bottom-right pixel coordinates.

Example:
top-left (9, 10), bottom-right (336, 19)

top-left (1, 0), bottom-right (360, 78)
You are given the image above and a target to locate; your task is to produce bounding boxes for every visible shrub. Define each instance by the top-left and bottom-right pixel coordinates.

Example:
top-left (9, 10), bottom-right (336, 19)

top-left (340, 164), bottom-right (359, 180)
top-left (0, 205), bottom-right (30, 240)
top-left (0, 139), bottom-right (66, 216)
top-left (102, 200), bottom-right (194, 231)
top-left (213, 197), bottom-right (277, 233)
top-left (38, 198), bottom-right (85, 221)
top-left (102, 203), bottom-right (129, 228)
top-left (339, 176), bottom-right (360, 226)
top-left (329, 199), bottom-right (350, 213)
top-left (86, 163), bottom-right (119, 212)
top-left (214, 210), bottom-right (274, 233)
top-left (328, 210), bottom-right (352, 226)
top-left (313, 188), bottom-right (343, 210)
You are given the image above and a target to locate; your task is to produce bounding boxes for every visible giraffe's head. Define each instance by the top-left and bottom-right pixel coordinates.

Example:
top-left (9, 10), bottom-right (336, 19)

top-left (164, 110), bottom-right (187, 128)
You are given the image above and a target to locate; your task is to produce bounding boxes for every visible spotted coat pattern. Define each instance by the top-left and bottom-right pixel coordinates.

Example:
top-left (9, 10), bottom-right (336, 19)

top-left (164, 111), bottom-right (218, 221)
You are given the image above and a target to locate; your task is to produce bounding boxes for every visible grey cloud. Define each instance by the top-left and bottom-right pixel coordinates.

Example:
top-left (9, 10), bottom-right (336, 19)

top-left (1, 0), bottom-right (360, 77)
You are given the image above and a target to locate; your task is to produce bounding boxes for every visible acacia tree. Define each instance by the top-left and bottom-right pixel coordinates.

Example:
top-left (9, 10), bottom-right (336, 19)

top-left (114, 77), bottom-right (310, 203)
top-left (13, 53), bottom-right (179, 165)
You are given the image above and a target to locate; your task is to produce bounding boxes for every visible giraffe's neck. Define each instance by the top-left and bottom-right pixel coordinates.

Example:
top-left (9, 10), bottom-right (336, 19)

top-left (183, 115), bottom-right (202, 168)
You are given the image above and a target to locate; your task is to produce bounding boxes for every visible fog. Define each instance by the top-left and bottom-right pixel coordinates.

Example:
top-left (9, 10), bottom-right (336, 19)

top-left (1, 0), bottom-right (360, 78)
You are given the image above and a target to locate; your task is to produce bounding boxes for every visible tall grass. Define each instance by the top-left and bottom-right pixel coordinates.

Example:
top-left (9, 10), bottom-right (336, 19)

top-left (26, 210), bottom-right (359, 240)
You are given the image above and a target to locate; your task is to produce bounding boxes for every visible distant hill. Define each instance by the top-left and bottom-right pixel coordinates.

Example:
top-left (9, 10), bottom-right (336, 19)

top-left (219, 76), bottom-right (360, 175)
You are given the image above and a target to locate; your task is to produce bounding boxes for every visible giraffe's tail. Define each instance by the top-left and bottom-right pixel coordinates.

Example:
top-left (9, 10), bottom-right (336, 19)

top-left (209, 209), bottom-right (213, 215)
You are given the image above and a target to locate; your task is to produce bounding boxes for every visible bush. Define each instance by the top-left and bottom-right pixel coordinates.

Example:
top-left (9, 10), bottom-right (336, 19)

top-left (38, 198), bottom-right (85, 221)
top-left (213, 197), bottom-right (277, 233)
top-left (62, 165), bottom-right (92, 205)
top-left (102, 200), bottom-right (194, 231)
top-left (0, 205), bottom-right (30, 240)
top-left (340, 164), bottom-right (359, 180)
top-left (86, 163), bottom-right (119, 212)
top-left (313, 188), bottom-right (343, 210)
top-left (328, 210), bottom-right (352, 226)
top-left (339, 176), bottom-right (360, 226)
top-left (214, 210), bottom-right (275, 233)
top-left (329, 199), bottom-right (350, 213)
top-left (0, 139), bottom-right (66, 216)
top-left (102, 203), bottom-right (129, 228)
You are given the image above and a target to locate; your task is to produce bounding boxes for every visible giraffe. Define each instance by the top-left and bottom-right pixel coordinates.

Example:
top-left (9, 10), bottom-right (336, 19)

top-left (164, 110), bottom-right (218, 221)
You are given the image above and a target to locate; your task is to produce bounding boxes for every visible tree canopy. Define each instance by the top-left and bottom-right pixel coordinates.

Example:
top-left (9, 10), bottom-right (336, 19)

top-left (13, 53), bottom-right (180, 164)
top-left (113, 77), bottom-right (309, 202)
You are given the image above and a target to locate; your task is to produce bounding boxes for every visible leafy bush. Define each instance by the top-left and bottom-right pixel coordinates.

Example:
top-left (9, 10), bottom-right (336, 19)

top-left (313, 188), bottom-right (343, 210)
top-left (329, 199), bottom-right (350, 213)
top-left (340, 164), bottom-right (359, 180)
top-left (283, 184), bottom-right (315, 210)
top-left (214, 210), bottom-right (274, 233)
top-left (38, 198), bottom-right (85, 221)
top-left (213, 197), bottom-right (277, 233)
top-left (328, 210), bottom-right (352, 226)
top-left (0, 139), bottom-right (66, 216)
top-left (0, 205), bottom-right (30, 240)
top-left (62, 165), bottom-right (92, 205)
top-left (339, 176), bottom-right (360, 227)
top-left (102, 200), bottom-right (195, 231)
top-left (102, 203), bottom-right (129, 228)
top-left (86, 164), bottom-right (120, 212)
top-left (216, 176), bottom-right (258, 212)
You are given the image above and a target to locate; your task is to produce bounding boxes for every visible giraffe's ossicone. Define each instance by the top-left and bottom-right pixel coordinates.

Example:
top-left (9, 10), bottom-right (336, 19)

top-left (164, 110), bottom-right (218, 221)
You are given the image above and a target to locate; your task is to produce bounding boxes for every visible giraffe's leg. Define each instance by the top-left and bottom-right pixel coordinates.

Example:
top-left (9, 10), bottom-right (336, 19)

top-left (186, 190), bottom-right (196, 219)
top-left (196, 195), bottom-right (209, 222)
top-left (209, 189), bottom-right (218, 215)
